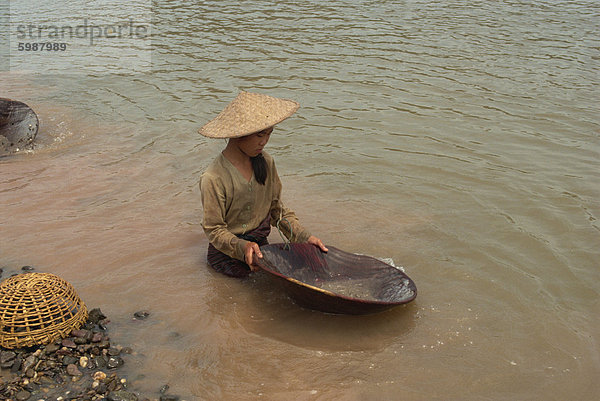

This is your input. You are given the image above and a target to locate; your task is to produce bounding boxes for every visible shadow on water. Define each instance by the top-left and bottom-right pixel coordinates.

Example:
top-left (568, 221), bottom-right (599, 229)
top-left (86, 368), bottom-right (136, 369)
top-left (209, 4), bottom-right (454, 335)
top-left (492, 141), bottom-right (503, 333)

top-left (208, 270), bottom-right (418, 352)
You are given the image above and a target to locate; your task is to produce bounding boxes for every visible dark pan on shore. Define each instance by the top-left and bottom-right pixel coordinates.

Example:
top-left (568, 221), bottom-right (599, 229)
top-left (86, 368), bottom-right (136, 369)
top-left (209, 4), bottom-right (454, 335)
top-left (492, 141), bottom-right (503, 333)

top-left (0, 98), bottom-right (39, 156)
top-left (256, 243), bottom-right (417, 315)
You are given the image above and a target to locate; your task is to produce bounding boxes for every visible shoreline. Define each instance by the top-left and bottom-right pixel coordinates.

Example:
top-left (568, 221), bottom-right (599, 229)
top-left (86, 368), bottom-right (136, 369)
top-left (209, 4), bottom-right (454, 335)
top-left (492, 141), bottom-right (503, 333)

top-left (0, 267), bottom-right (183, 401)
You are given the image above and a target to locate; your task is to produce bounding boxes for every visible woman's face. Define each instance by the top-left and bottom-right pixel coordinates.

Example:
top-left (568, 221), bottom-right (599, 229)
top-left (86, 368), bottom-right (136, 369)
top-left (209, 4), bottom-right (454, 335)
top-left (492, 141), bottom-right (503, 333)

top-left (237, 126), bottom-right (273, 157)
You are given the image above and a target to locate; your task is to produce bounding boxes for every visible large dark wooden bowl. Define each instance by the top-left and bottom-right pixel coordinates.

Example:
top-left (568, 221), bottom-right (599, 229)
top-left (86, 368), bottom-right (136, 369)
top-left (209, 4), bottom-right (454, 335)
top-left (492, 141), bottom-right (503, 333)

top-left (0, 98), bottom-right (39, 155)
top-left (256, 243), bottom-right (417, 315)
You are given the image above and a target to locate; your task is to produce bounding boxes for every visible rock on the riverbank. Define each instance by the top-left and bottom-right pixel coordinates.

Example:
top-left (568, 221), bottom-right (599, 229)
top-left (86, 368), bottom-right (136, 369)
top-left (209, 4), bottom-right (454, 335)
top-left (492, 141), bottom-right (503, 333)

top-left (0, 308), bottom-right (138, 401)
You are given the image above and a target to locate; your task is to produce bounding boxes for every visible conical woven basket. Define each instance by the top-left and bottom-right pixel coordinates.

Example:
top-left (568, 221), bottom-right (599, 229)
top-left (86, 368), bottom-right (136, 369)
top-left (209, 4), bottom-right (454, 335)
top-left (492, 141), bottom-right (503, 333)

top-left (0, 273), bottom-right (88, 349)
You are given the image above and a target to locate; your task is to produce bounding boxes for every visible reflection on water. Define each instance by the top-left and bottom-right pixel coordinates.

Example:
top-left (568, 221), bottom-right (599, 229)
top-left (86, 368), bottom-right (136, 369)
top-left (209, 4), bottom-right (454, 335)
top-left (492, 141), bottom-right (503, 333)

top-left (208, 273), bottom-right (418, 352)
top-left (1, 0), bottom-right (599, 400)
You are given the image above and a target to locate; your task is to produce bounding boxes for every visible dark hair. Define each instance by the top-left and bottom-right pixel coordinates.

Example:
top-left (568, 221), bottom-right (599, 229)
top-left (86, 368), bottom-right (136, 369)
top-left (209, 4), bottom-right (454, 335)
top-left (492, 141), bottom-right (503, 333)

top-left (251, 153), bottom-right (267, 185)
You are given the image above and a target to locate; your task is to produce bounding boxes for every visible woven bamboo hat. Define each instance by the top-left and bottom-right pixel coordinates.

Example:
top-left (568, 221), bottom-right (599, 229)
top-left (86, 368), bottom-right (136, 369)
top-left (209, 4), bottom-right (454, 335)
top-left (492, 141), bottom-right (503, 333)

top-left (199, 91), bottom-right (299, 139)
top-left (0, 273), bottom-right (88, 349)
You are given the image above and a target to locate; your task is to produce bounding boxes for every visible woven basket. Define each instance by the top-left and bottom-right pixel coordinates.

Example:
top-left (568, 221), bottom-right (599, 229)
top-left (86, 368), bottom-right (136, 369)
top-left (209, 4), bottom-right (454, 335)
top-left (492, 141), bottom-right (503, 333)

top-left (0, 273), bottom-right (88, 349)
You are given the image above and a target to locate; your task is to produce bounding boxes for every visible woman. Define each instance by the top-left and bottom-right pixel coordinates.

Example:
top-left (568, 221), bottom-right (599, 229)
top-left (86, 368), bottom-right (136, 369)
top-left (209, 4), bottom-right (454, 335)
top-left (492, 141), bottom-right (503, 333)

top-left (199, 91), bottom-right (328, 277)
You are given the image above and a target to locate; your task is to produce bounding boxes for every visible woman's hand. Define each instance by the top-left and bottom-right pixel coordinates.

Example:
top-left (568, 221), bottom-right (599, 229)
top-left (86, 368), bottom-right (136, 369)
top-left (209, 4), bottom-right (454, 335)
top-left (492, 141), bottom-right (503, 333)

top-left (244, 241), bottom-right (263, 271)
top-left (308, 235), bottom-right (329, 253)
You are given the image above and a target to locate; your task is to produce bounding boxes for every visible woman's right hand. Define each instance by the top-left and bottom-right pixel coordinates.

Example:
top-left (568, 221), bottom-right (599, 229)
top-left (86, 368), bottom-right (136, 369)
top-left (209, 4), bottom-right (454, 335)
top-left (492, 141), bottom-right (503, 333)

top-left (244, 241), bottom-right (263, 270)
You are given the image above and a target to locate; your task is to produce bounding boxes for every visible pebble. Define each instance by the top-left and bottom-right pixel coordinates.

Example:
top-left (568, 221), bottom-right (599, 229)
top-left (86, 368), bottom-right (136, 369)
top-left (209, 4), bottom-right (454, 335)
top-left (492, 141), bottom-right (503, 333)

top-left (45, 343), bottom-right (60, 353)
top-left (22, 355), bottom-right (37, 371)
top-left (62, 355), bottom-right (78, 366)
top-left (96, 381), bottom-right (108, 394)
top-left (0, 350), bottom-right (16, 367)
top-left (88, 307), bottom-right (107, 322)
top-left (79, 356), bottom-right (89, 368)
top-left (11, 354), bottom-right (22, 373)
top-left (71, 328), bottom-right (92, 339)
top-left (107, 356), bottom-right (125, 369)
top-left (107, 390), bottom-right (139, 401)
top-left (133, 310), bottom-right (150, 320)
top-left (15, 389), bottom-right (31, 400)
top-left (93, 371), bottom-right (108, 381)
top-left (0, 307), bottom-right (153, 401)
top-left (21, 265), bottom-right (35, 271)
top-left (66, 363), bottom-right (82, 376)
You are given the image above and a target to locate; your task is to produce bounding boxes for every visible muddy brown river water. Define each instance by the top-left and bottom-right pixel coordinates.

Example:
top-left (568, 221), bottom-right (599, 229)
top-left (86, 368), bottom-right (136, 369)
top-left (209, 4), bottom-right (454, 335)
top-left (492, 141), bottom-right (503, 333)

top-left (1, 1), bottom-right (599, 400)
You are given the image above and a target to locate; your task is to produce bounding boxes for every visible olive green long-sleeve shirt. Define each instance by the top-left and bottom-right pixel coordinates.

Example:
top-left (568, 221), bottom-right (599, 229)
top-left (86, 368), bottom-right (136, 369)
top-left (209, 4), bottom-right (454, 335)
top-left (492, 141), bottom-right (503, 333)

top-left (200, 151), bottom-right (311, 262)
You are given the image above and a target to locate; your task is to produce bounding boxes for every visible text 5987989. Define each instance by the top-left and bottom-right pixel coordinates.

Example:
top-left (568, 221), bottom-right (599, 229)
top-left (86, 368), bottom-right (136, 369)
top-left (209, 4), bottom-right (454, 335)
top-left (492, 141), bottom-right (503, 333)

top-left (17, 43), bottom-right (68, 51)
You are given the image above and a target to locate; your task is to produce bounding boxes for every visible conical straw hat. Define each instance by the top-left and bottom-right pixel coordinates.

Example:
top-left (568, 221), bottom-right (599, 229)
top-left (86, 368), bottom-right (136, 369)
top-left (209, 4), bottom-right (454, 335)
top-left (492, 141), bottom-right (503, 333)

top-left (199, 91), bottom-right (299, 139)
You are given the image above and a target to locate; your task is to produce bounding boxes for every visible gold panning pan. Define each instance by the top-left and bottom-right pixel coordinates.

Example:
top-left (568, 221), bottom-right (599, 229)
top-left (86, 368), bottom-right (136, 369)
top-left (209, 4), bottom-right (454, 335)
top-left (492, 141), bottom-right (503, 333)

top-left (256, 243), bottom-right (417, 315)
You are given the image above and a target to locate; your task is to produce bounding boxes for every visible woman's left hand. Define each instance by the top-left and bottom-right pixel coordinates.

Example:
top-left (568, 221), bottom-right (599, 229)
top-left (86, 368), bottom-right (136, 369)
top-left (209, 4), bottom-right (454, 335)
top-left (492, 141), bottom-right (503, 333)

top-left (308, 235), bottom-right (328, 253)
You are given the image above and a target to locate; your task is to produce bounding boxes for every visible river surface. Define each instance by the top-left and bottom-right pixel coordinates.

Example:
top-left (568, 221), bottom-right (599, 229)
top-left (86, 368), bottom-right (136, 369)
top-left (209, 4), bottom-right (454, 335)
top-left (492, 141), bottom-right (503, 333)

top-left (1, 1), bottom-right (599, 400)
